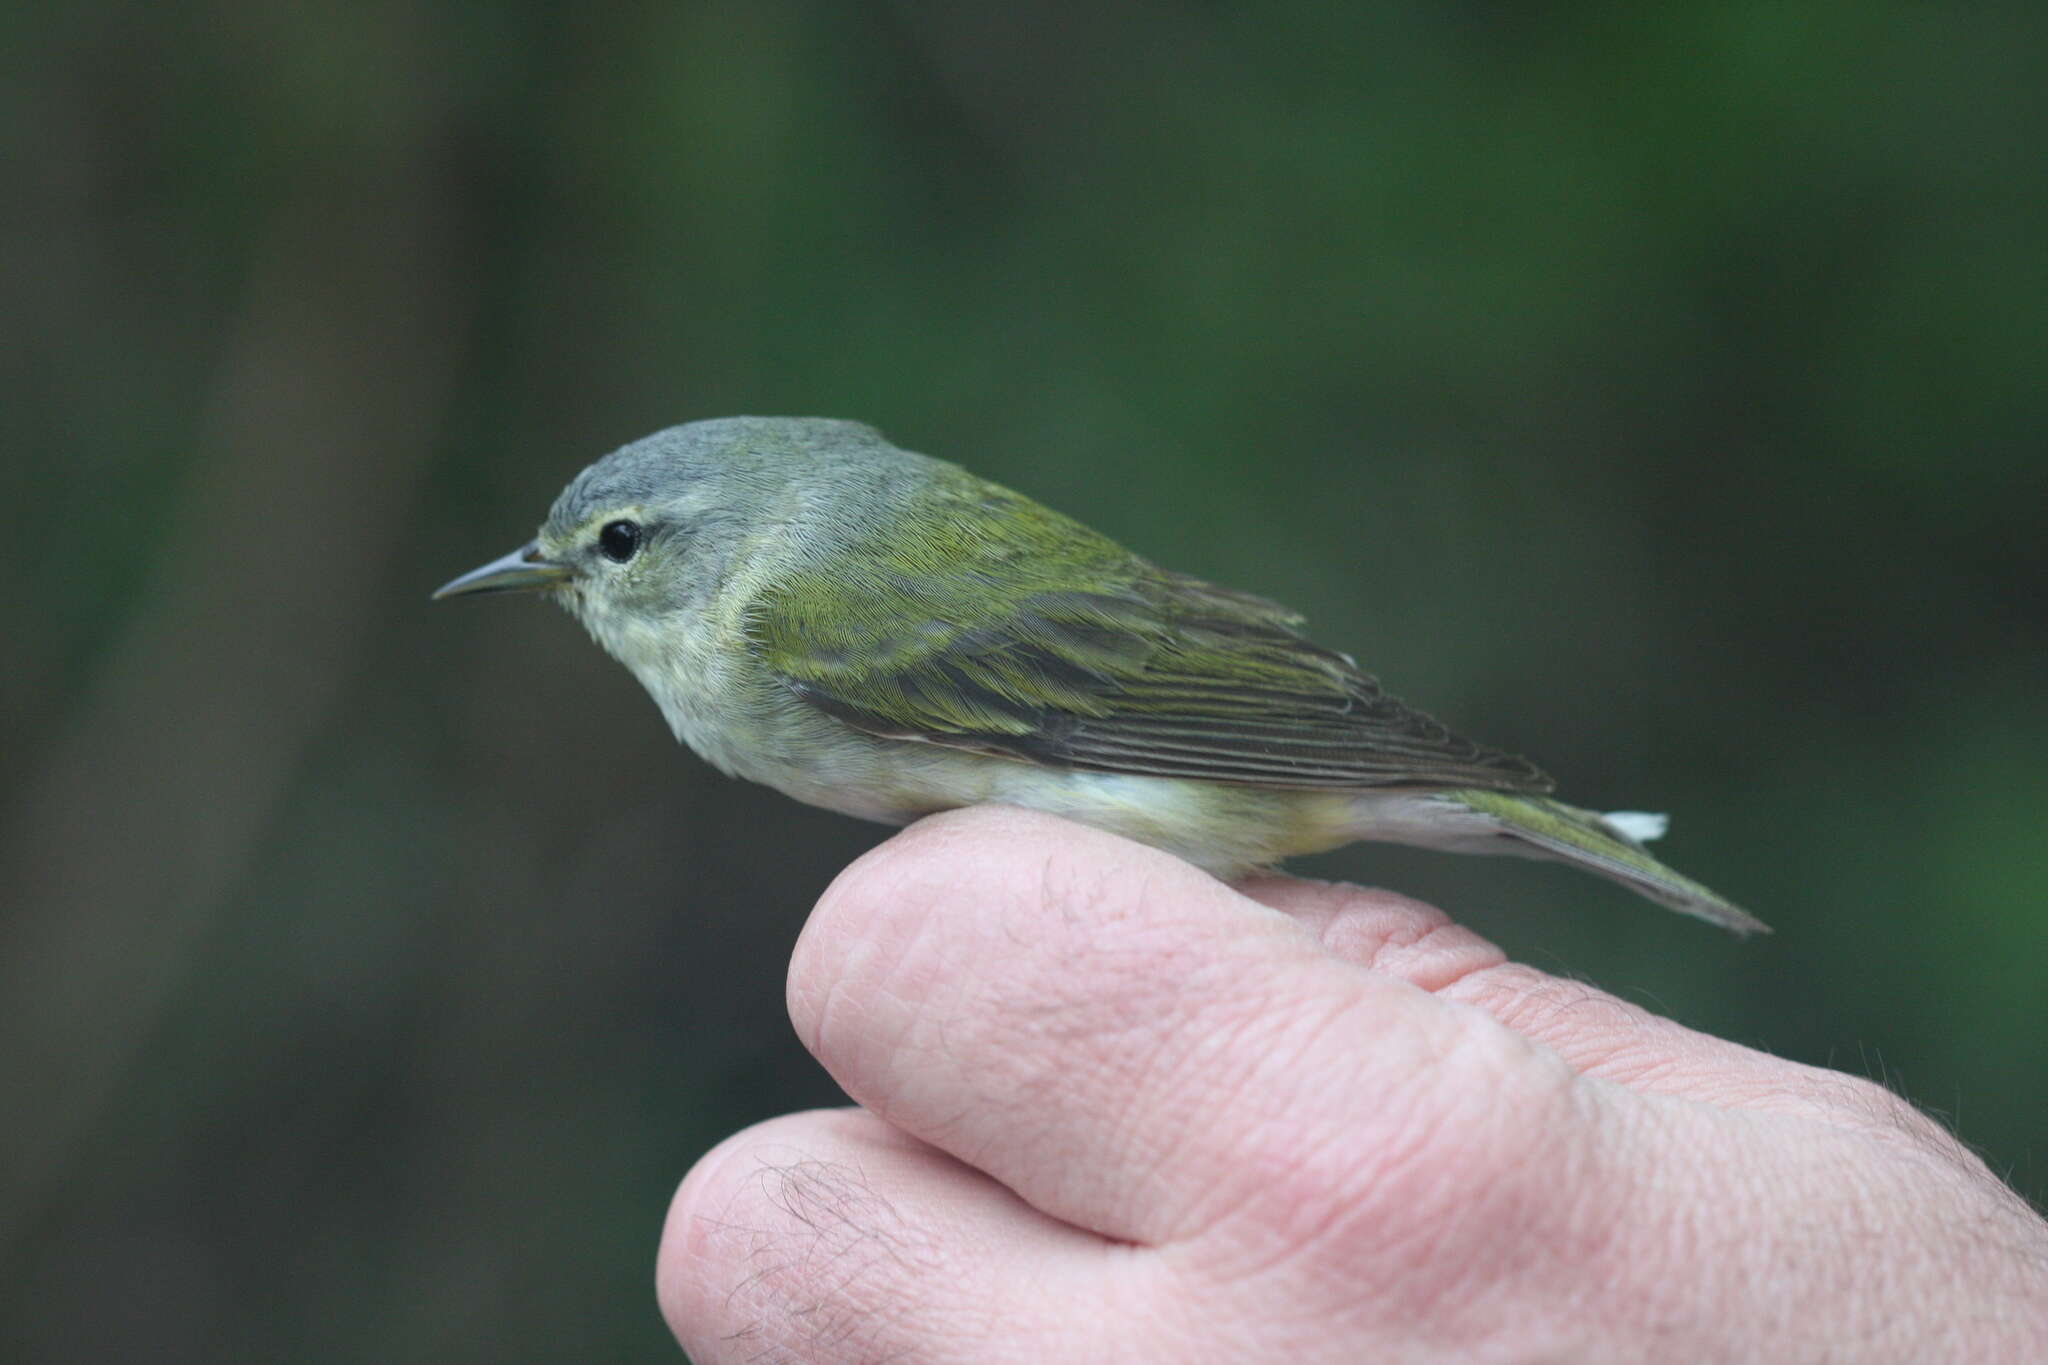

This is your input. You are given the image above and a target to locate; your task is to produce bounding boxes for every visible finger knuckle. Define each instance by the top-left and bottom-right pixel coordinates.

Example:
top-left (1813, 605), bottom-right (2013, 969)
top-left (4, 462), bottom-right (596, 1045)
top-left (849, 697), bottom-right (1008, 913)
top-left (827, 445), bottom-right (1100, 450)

top-left (1189, 1005), bottom-right (1598, 1294)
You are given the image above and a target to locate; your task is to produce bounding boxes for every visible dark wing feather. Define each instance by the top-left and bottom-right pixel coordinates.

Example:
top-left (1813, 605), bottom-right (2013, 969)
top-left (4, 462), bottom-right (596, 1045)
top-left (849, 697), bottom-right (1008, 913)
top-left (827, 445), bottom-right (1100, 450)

top-left (748, 475), bottom-right (1551, 794)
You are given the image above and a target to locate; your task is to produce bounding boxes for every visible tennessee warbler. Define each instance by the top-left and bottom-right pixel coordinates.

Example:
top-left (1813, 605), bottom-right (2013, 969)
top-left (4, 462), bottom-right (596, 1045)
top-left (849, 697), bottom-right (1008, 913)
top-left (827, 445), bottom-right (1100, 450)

top-left (436, 417), bottom-right (1764, 934)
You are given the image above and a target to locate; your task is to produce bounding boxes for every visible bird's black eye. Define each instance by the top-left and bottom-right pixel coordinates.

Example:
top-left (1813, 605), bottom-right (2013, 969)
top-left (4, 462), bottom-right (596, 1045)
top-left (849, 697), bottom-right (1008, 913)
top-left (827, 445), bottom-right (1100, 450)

top-left (597, 519), bottom-right (642, 563)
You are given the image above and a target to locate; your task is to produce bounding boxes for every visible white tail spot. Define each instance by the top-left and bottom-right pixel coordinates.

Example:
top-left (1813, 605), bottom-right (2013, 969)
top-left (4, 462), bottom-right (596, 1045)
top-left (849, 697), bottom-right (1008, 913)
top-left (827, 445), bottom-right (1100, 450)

top-left (1603, 810), bottom-right (1669, 843)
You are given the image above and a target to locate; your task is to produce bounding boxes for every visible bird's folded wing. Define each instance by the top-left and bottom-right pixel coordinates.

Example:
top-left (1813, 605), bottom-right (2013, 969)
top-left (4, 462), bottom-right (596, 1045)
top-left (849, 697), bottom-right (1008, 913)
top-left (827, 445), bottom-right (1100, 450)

top-left (748, 526), bottom-right (1550, 794)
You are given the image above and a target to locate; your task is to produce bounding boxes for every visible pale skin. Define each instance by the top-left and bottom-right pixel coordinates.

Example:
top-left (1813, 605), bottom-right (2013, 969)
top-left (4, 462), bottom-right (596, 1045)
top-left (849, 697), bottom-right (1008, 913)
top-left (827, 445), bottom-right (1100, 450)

top-left (657, 808), bottom-right (2048, 1362)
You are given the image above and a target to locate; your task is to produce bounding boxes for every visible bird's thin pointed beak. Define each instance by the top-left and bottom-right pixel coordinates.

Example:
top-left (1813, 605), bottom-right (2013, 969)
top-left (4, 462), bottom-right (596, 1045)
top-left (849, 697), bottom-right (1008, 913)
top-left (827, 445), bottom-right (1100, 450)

top-left (431, 542), bottom-right (573, 600)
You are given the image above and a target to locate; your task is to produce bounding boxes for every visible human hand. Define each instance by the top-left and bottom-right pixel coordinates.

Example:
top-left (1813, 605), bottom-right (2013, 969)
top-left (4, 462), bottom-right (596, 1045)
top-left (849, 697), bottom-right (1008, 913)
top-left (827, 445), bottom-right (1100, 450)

top-left (658, 807), bottom-right (2048, 1363)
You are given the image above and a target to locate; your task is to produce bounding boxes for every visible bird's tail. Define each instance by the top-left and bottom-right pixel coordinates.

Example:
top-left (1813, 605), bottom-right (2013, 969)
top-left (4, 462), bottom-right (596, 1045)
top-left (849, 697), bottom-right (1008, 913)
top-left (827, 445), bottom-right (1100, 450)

top-left (1449, 789), bottom-right (1769, 936)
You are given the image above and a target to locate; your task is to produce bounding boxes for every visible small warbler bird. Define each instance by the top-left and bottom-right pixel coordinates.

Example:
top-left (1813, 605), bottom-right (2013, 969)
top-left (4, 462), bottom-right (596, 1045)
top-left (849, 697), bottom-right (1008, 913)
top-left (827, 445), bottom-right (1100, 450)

top-left (436, 417), bottom-right (1764, 934)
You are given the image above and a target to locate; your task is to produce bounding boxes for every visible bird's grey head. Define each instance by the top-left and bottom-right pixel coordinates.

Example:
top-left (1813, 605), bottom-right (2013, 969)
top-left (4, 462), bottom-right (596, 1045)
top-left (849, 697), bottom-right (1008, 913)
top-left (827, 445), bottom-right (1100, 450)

top-left (526, 416), bottom-right (902, 666)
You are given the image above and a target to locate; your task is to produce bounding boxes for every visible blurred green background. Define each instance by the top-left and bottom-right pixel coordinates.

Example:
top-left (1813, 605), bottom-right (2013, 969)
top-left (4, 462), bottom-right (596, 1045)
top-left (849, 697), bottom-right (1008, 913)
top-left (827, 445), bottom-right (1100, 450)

top-left (5, 2), bottom-right (2044, 1359)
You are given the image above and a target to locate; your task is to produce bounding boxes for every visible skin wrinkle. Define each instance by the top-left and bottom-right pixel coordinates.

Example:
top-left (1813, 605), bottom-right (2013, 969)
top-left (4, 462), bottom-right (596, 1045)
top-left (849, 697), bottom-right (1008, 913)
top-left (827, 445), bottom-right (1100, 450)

top-left (1590, 1089), bottom-right (2045, 1360)
top-left (1445, 1084), bottom-right (1688, 1361)
top-left (1236, 877), bottom-right (1507, 993)
top-left (1724, 1112), bottom-right (1918, 1349)
top-left (1548, 1071), bottom-right (1654, 1304)
top-left (1042, 1006), bottom-right (1206, 1236)
top-left (1599, 1096), bottom-right (1721, 1342)
top-left (1016, 879), bottom-right (1431, 1242)
top-left (1192, 992), bottom-right (1525, 1262)
top-left (799, 841), bottom-right (961, 1088)
top-left (1355, 919), bottom-right (1499, 989)
top-left (1453, 959), bottom-right (1989, 1164)
top-left (901, 1002), bottom-right (990, 1167)
top-left (878, 1044), bottom-right (1008, 1175)
top-left (1551, 1032), bottom-right (1720, 1097)
top-left (1446, 973), bottom-right (2048, 1349)
top-left (1163, 994), bottom-right (1422, 1266)
top-left (1163, 879), bottom-right (1654, 1350)
top-left (668, 1123), bottom-right (1022, 1364)
top-left (1323, 1038), bottom-right (1590, 1322)
top-left (994, 916), bottom-right (1245, 1235)
top-left (1098, 955), bottom-right (1369, 1246)
top-left (1446, 963), bottom-right (1651, 1043)
top-left (791, 844), bottom-right (923, 1065)
top-left (1170, 1028), bottom-right (1626, 1361)
top-left (1454, 964), bottom-right (1844, 1112)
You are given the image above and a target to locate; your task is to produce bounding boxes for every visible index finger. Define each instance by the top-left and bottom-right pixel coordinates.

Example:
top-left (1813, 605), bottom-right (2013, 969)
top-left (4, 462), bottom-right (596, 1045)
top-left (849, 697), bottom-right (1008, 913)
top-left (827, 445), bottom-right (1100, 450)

top-left (786, 807), bottom-right (1591, 1250)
